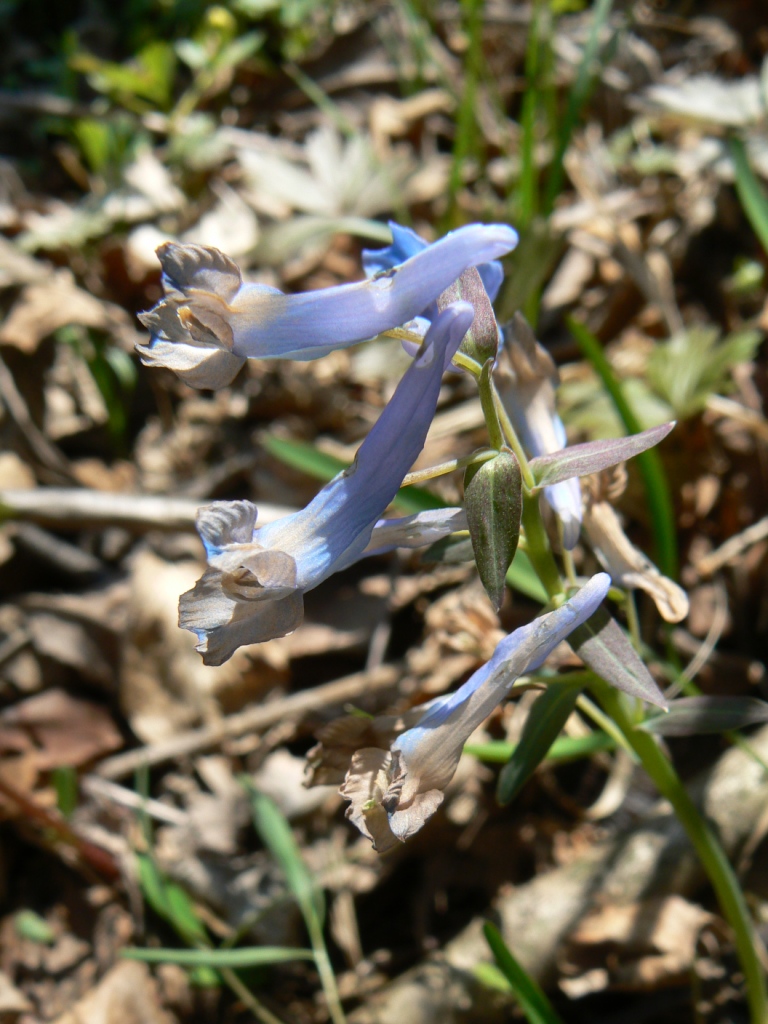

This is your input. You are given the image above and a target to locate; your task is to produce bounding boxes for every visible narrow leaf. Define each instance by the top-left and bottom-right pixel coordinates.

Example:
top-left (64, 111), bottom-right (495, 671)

top-left (465, 449), bottom-right (523, 611)
top-left (568, 316), bottom-right (678, 579)
top-left (730, 136), bottom-right (768, 254)
top-left (247, 787), bottom-right (324, 928)
top-left (530, 422), bottom-right (675, 488)
top-left (569, 607), bottom-right (668, 708)
top-left (261, 434), bottom-right (442, 513)
top-left (483, 922), bottom-right (566, 1024)
top-left (507, 549), bottom-right (549, 603)
top-left (641, 696), bottom-right (768, 737)
top-left (466, 730), bottom-right (615, 763)
top-left (497, 682), bottom-right (582, 805)
top-left (123, 946), bottom-right (315, 967)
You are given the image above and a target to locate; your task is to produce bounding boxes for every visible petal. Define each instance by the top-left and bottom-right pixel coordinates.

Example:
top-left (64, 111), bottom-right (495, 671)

top-left (179, 573), bottom-right (304, 666)
top-left (340, 748), bottom-right (400, 853)
top-left (258, 303), bottom-right (475, 586)
top-left (363, 222), bottom-right (505, 305)
top-left (137, 335), bottom-right (245, 390)
top-left (544, 479), bottom-right (583, 550)
top-left (227, 223), bottom-right (517, 358)
top-left (196, 500), bottom-right (259, 558)
top-left (390, 573), bottom-right (611, 804)
top-left (362, 508), bottom-right (468, 559)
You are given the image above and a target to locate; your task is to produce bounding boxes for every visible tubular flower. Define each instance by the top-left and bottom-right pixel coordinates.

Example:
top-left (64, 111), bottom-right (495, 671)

top-left (496, 313), bottom-right (583, 549)
top-left (340, 573), bottom-right (611, 851)
top-left (137, 223), bottom-right (517, 389)
top-left (362, 221), bottom-right (507, 305)
top-left (179, 303), bottom-right (475, 665)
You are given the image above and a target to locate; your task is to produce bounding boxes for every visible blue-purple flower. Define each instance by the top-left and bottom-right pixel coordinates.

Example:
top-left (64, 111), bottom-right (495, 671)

top-left (180, 303), bottom-right (475, 665)
top-left (138, 223), bottom-right (517, 389)
top-left (363, 221), bottom-right (507, 306)
top-left (497, 313), bottom-right (583, 549)
top-left (340, 573), bottom-right (611, 851)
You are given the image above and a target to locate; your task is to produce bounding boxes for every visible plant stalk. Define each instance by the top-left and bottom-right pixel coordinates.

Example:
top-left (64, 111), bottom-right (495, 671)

top-left (598, 685), bottom-right (768, 1024)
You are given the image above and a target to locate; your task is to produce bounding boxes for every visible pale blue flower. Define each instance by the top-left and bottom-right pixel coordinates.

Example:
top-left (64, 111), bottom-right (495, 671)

top-left (363, 221), bottom-right (507, 305)
top-left (497, 313), bottom-right (583, 548)
top-left (180, 303), bottom-right (475, 665)
top-left (341, 573), bottom-right (610, 850)
top-left (138, 223), bottom-right (517, 389)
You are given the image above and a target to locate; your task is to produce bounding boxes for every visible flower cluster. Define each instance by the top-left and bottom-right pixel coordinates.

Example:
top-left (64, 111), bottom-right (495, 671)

top-left (139, 222), bottom-right (677, 850)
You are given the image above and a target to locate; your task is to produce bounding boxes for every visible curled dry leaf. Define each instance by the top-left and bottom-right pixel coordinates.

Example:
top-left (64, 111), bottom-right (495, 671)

top-left (583, 498), bottom-right (689, 623)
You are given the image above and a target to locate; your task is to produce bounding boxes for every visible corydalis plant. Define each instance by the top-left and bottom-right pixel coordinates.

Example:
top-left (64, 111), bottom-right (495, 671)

top-left (179, 304), bottom-right (474, 665)
top-left (138, 223), bottom-right (517, 389)
top-left (336, 574), bottom-right (611, 851)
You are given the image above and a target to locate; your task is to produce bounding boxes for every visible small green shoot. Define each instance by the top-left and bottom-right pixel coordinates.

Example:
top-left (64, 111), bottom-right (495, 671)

top-left (567, 315), bottom-right (678, 579)
top-left (483, 922), bottom-right (565, 1024)
top-left (14, 910), bottom-right (56, 945)
top-left (730, 136), bottom-right (768, 255)
top-left (245, 785), bottom-right (347, 1024)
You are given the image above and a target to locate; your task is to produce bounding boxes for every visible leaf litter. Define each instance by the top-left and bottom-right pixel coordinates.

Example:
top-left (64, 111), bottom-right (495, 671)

top-left (0, 3), bottom-right (767, 1023)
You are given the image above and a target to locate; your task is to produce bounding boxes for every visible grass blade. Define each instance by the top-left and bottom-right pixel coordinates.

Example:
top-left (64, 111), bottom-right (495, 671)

top-left (246, 787), bottom-right (346, 1024)
top-left (544, 0), bottom-right (616, 214)
top-left (483, 922), bottom-right (565, 1024)
top-left (123, 946), bottom-right (315, 967)
top-left (567, 315), bottom-right (678, 578)
top-left (465, 729), bottom-right (615, 763)
top-left (261, 434), bottom-right (443, 513)
top-left (729, 136), bottom-right (768, 254)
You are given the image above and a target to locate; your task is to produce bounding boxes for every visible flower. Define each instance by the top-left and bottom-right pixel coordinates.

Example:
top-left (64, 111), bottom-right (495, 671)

top-left (362, 221), bottom-right (507, 304)
top-left (364, 221), bottom-right (509, 364)
top-left (137, 223), bottom-right (517, 389)
top-left (339, 573), bottom-right (611, 851)
top-left (179, 303), bottom-right (476, 665)
top-left (496, 313), bottom-right (582, 548)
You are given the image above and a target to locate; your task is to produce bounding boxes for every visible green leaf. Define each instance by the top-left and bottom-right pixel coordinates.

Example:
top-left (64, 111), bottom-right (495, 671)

top-left (483, 922), bottom-right (565, 1024)
top-left (123, 946), bottom-right (315, 967)
top-left (14, 910), bottom-right (55, 945)
top-left (569, 607), bottom-right (667, 708)
top-left (730, 136), bottom-right (768, 254)
top-left (641, 696), bottom-right (768, 737)
top-left (466, 730), bottom-right (615, 764)
top-left (567, 315), bottom-right (678, 579)
top-left (465, 449), bottom-right (523, 611)
top-left (51, 766), bottom-right (78, 818)
top-left (260, 434), bottom-right (442, 513)
top-left (506, 549), bottom-right (549, 603)
top-left (529, 422), bottom-right (674, 488)
top-left (247, 787), bottom-right (324, 928)
top-left (497, 682), bottom-right (582, 805)
top-left (136, 854), bottom-right (208, 947)
top-left (646, 327), bottom-right (762, 420)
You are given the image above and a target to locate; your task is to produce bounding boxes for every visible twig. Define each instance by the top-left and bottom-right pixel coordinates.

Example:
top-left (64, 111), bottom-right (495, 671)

top-left (0, 488), bottom-right (296, 533)
top-left (0, 775), bottom-right (120, 880)
top-left (81, 775), bottom-right (189, 826)
top-left (694, 515), bottom-right (768, 577)
top-left (96, 664), bottom-right (401, 779)
top-left (0, 353), bottom-right (74, 483)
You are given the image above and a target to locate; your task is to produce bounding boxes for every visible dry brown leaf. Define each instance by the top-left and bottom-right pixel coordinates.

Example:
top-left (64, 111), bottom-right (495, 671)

top-left (1, 688), bottom-right (122, 770)
top-left (50, 960), bottom-right (176, 1024)
top-left (0, 270), bottom-right (111, 353)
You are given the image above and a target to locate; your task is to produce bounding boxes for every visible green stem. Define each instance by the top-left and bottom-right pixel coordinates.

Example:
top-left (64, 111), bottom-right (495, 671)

top-left (478, 363), bottom-right (504, 451)
top-left (402, 448), bottom-right (496, 487)
top-left (492, 383), bottom-right (536, 490)
top-left (599, 686), bottom-right (768, 1024)
top-left (521, 494), bottom-right (563, 599)
top-left (306, 915), bottom-right (346, 1024)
